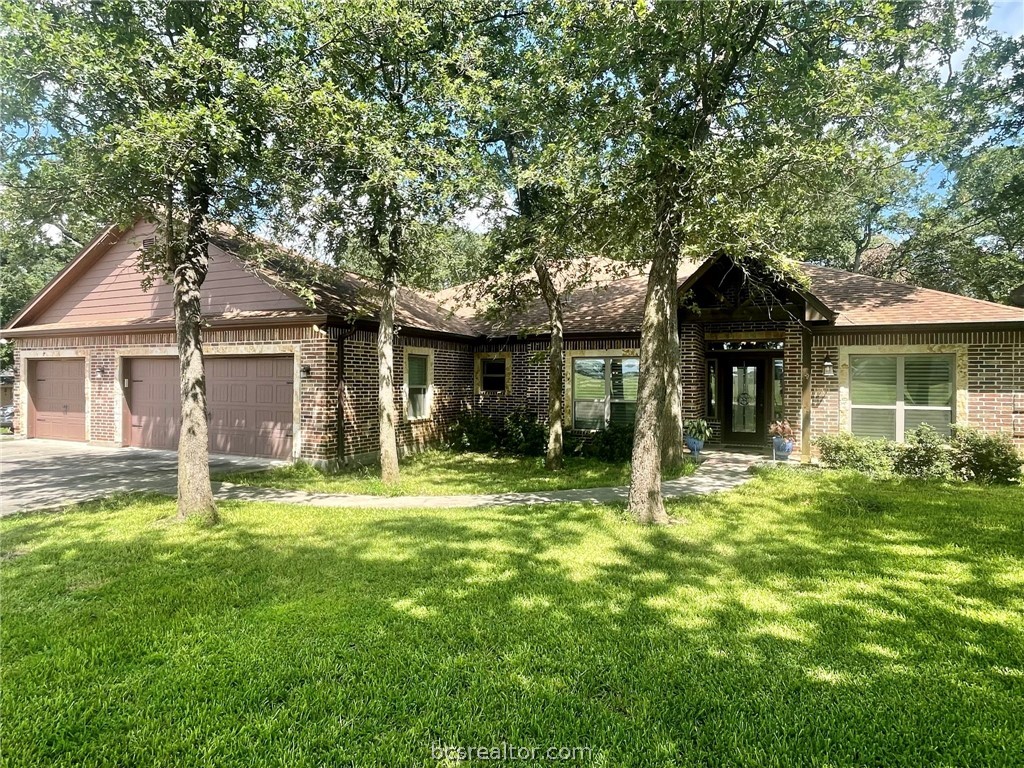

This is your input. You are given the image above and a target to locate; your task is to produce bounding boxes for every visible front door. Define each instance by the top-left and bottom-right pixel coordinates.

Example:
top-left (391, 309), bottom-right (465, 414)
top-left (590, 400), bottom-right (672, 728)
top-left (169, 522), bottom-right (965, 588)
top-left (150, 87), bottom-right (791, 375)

top-left (723, 360), bottom-right (765, 445)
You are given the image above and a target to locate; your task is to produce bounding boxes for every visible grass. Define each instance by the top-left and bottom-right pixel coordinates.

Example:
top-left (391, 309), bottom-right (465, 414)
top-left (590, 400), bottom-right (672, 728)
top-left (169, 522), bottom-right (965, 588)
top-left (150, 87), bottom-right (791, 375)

top-left (3, 469), bottom-right (1023, 766)
top-left (215, 449), bottom-right (695, 496)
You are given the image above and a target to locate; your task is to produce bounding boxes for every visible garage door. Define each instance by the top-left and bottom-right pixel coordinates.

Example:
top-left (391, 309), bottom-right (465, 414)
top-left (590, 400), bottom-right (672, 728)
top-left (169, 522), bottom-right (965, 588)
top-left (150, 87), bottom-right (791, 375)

top-left (126, 358), bottom-right (181, 451)
top-left (126, 356), bottom-right (294, 459)
top-left (29, 359), bottom-right (86, 441)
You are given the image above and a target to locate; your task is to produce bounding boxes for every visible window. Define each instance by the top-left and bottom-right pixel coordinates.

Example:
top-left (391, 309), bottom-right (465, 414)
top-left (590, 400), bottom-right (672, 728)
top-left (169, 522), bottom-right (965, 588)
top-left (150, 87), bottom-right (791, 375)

top-left (850, 354), bottom-right (954, 441)
top-left (406, 353), bottom-right (430, 420)
top-left (475, 352), bottom-right (511, 394)
top-left (572, 356), bottom-right (639, 430)
top-left (481, 358), bottom-right (506, 392)
top-left (772, 358), bottom-right (784, 421)
top-left (707, 360), bottom-right (718, 419)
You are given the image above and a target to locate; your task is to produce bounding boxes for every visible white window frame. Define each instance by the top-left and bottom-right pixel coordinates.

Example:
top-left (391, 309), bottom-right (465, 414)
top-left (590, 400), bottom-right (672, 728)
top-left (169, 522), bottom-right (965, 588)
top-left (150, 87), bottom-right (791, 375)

top-left (848, 353), bottom-right (956, 441)
top-left (569, 353), bottom-right (640, 431)
top-left (403, 346), bottom-right (434, 422)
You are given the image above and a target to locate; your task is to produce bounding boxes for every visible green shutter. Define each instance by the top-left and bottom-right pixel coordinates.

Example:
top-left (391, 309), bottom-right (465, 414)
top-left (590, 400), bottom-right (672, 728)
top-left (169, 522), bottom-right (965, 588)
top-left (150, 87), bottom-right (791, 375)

top-left (407, 355), bottom-right (428, 387)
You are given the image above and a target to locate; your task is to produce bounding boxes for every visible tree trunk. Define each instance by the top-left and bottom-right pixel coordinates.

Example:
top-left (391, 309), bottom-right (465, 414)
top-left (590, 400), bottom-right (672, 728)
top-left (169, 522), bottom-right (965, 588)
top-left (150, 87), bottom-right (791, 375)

top-left (535, 261), bottom-right (564, 471)
top-left (378, 266), bottom-right (400, 485)
top-left (628, 203), bottom-right (679, 524)
top-left (175, 183), bottom-right (217, 524)
top-left (661, 287), bottom-right (683, 470)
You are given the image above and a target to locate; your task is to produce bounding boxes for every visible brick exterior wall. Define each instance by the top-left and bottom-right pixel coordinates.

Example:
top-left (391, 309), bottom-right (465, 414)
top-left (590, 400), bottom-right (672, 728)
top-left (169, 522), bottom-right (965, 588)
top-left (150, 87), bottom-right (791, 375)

top-left (679, 323), bottom-right (706, 422)
top-left (810, 329), bottom-right (1024, 449)
top-left (339, 330), bottom-right (474, 461)
top-left (12, 320), bottom-right (1023, 463)
top-left (12, 325), bottom-right (339, 462)
top-left (472, 336), bottom-right (643, 428)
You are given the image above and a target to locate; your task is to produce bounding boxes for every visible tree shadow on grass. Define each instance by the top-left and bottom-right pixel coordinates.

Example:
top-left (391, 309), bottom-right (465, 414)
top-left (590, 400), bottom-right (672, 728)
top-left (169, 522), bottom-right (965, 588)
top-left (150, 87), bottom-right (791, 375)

top-left (2, 473), bottom-right (1023, 767)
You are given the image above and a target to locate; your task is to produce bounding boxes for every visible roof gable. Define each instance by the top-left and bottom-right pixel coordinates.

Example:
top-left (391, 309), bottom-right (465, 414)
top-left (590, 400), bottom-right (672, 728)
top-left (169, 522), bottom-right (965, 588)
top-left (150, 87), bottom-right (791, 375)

top-left (678, 254), bottom-right (834, 324)
top-left (9, 221), bottom-right (309, 330)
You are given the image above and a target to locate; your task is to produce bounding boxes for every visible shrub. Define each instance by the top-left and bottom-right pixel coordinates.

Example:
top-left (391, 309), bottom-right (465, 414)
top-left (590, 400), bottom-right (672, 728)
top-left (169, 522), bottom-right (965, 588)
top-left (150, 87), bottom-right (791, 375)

top-left (498, 410), bottom-right (547, 456)
top-left (447, 410), bottom-right (497, 453)
top-left (950, 426), bottom-right (1023, 484)
top-left (892, 425), bottom-right (953, 481)
top-left (814, 432), bottom-right (896, 476)
top-left (581, 422), bottom-right (634, 463)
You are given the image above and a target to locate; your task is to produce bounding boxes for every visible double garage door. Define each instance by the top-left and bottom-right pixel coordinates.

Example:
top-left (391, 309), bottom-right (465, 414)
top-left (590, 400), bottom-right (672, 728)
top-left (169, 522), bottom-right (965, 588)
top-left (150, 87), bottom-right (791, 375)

top-left (26, 356), bottom-right (294, 459)
top-left (126, 356), bottom-right (294, 459)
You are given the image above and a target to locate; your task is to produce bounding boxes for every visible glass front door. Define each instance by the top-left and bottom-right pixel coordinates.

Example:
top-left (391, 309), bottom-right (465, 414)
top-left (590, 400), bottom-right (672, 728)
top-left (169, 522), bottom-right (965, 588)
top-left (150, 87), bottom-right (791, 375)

top-left (723, 360), bottom-right (766, 445)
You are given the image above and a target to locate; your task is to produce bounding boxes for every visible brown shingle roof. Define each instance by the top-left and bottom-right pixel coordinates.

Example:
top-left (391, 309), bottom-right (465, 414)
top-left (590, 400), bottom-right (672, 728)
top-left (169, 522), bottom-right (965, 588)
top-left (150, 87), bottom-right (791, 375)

top-left (441, 257), bottom-right (1024, 337)
top-left (216, 227), bottom-right (1024, 335)
top-left (435, 261), bottom-right (701, 337)
top-left (801, 264), bottom-right (1024, 327)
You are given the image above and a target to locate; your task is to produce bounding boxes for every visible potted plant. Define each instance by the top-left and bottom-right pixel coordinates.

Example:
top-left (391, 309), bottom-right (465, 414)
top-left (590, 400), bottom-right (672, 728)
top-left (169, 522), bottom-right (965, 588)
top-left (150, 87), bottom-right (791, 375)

top-left (769, 419), bottom-right (795, 460)
top-left (684, 418), bottom-right (713, 456)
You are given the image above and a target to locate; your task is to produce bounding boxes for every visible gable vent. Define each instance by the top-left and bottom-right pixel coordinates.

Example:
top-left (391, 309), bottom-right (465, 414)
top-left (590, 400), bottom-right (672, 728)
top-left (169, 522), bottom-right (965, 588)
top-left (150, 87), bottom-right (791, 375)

top-left (141, 237), bottom-right (156, 249)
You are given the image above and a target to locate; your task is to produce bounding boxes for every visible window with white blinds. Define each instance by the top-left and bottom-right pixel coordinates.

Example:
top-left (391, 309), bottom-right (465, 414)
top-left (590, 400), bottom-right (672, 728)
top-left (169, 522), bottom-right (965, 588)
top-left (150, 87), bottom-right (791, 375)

top-left (572, 356), bottom-right (639, 430)
top-left (406, 353), bottom-right (430, 420)
top-left (849, 354), bottom-right (954, 441)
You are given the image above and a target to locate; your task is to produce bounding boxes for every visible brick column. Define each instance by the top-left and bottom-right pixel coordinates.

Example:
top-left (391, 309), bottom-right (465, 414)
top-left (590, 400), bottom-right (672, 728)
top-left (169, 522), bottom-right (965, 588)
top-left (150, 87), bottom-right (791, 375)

top-left (680, 322), bottom-right (705, 420)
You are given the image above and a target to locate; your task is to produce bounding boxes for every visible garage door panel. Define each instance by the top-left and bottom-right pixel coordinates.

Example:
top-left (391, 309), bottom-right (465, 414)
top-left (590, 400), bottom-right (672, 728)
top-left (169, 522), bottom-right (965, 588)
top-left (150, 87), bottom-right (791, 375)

top-left (30, 359), bottom-right (86, 441)
top-left (127, 355), bottom-right (293, 459)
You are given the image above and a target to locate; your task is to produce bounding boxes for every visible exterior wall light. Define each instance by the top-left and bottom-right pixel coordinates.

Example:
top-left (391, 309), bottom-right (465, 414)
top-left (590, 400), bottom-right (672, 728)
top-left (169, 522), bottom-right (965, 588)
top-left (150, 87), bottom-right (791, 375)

top-left (823, 353), bottom-right (835, 378)
top-left (95, 365), bottom-right (107, 379)
top-left (300, 364), bottom-right (312, 378)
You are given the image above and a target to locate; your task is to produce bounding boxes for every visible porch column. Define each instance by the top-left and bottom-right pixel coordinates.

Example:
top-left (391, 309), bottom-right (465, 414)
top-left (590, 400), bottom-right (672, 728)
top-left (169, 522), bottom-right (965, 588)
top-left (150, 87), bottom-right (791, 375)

top-left (680, 322), bottom-right (705, 421)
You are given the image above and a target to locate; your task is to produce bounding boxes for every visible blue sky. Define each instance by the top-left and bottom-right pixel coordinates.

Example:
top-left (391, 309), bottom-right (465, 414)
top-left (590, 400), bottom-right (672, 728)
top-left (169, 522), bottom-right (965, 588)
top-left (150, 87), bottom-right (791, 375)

top-left (989, 1), bottom-right (1024, 36)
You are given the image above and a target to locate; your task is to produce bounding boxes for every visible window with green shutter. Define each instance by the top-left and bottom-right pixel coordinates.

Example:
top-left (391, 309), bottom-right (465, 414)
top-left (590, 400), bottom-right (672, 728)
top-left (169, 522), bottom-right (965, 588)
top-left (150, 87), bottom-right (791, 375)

top-left (406, 354), bottom-right (429, 420)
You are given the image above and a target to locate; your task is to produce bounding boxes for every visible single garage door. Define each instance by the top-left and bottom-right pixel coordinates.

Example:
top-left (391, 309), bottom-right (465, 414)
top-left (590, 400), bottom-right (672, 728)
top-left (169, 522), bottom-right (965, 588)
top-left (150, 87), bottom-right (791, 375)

top-left (126, 356), bottom-right (294, 459)
top-left (29, 358), bottom-right (86, 441)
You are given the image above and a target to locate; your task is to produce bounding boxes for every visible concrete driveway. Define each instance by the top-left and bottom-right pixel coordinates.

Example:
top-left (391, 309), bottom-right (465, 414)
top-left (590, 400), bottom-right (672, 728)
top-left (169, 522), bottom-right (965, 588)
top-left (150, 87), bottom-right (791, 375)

top-left (0, 438), bottom-right (282, 516)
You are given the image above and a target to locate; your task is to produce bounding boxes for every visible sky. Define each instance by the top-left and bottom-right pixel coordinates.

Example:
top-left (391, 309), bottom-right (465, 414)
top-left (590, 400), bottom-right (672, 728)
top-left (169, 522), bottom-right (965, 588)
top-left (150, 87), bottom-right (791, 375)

top-left (989, 1), bottom-right (1024, 36)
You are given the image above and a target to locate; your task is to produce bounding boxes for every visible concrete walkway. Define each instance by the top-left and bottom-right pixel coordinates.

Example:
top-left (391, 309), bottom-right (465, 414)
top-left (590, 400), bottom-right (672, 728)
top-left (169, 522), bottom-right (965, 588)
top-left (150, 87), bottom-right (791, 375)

top-left (215, 451), bottom-right (761, 509)
top-left (0, 438), bottom-right (283, 516)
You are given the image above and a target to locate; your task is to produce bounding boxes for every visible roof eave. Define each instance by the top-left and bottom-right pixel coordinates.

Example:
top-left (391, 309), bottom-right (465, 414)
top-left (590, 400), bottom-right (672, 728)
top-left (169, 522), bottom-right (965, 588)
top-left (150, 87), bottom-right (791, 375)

top-left (814, 320), bottom-right (1024, 334)
top-left (2, 312), bottom-right (329, 339)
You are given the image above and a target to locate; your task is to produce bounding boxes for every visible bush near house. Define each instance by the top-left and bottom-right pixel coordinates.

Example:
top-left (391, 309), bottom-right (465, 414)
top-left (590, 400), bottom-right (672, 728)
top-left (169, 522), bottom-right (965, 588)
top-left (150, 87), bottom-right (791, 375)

top-left (892, 425), bottom-right (954, 481)
top-left (814, 432), bottom-right (900, 477)
top-left (500, 410), bottom-right (547, 456)
top-left (815, 426), bottom-right (1022, 484)
top-left (446, 410), bottom-right (498, 453)
top-left (448, 409), bottom-right (638, 462)
top-left (573, 422), bottom-right (635, 463)
top-left (949, 425), bottom-right (1024, 484)
top-left (447, 409), bottom-right (547, 456)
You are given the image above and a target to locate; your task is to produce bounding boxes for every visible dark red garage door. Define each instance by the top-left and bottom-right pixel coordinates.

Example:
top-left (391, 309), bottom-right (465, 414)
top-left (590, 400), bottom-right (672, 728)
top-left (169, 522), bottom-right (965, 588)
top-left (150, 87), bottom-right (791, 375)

top-left (29, 359), bottom-right (86, 441)
top-left (126, 356), bottom-right (294, 459)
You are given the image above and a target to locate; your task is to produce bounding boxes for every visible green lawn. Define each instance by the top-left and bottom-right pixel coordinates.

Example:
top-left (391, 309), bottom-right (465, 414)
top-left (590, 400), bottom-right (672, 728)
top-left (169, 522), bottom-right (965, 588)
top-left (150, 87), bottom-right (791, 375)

top-left (3, 469), bottom-right (1023, 766)
top-left (216, 449), bottom-right (694, 496)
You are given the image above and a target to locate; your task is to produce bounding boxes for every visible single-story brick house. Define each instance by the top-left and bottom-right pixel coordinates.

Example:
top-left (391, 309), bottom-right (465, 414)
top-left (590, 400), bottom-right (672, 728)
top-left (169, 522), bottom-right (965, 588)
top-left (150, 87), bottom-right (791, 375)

top-left (4, 221), bottom-right (1023, 462)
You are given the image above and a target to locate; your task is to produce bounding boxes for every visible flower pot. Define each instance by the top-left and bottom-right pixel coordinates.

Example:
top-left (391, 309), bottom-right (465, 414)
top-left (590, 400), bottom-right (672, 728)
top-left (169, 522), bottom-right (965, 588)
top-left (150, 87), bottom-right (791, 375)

top-left (772, 436), bottom-right (794, 461)
top-left (685, 436), bottom-right (705, 456)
